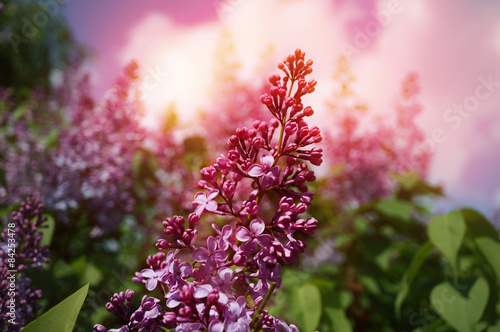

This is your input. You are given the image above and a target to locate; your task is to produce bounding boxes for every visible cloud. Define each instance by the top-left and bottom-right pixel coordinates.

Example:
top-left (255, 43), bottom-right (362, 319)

top-left (117, 0), bottom-right (500, 215)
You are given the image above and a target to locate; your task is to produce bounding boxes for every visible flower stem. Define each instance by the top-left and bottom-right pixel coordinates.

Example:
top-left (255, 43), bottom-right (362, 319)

top-left (250, 281), bottom-right (277, 331)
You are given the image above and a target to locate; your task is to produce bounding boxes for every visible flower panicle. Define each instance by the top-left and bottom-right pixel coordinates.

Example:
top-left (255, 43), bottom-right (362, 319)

top-left (96, 49), bottom-right (320, 332)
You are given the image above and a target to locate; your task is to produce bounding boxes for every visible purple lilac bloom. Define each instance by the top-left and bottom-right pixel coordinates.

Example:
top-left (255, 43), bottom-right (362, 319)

top-left (192, 236), bottom-right (227, 272)
top-left (194, 189), bottom-right (219, 216)
top-left (0, 198), bottom-right (49, 330)
top-left (235, 219), bottom-right (273, 253)
top-left (248, 154), bottom-right (281, 189)
top-left (98, 49), bottom-right (323, 331)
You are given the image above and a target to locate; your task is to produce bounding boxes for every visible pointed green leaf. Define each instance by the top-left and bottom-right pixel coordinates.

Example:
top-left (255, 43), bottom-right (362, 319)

top-left (324, 307), bottom-right (353, 332)
top-left (475, 237), bottom-right (500, 279)
top-left (40, 214), bottom-right (55, 247)
top-left (375, 199), bottom-right (412, 222)
top-left (430, 277), bottom-right (489, 332)
top-left (290, 283), bottom-right (322, 332)
top-left (395, 241), bottom-right (434, 318)
top-left (428, 211), bottom-right (465, 270)
top-left (461, 209), bottom-right (499, 241)
top-left (23, 283), bottom-right (89, 332)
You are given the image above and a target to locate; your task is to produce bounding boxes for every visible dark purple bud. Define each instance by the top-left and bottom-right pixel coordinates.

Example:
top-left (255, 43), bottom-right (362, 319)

top-left (179, 284), bottom-right (195, 303)
top-left (125, 289), bottom-right (135, 301)
top-left (179, 305), bottom-right (192, 318)
top-left (163, 312), bottom-right (177, 327)
top-left (105, 302), bottom-right (115, 314)
top-left (207, 289), bottom-right (220, 306)
top-left (94, 324), bottom-right (108, 332)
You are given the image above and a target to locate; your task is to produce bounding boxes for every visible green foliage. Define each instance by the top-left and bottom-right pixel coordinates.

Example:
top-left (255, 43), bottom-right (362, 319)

top-left (289, 283), bottom-right (322, 332)
top-left (23, 283), bottom-right (89, 332)
top-left (271, 174), bottom-right (500, 332)
top-left (430, 277), bottom-right (489, 332)
top-left (0, 0), bottom-right (84, 98)
top-left (428, 211), bottom-right (466, 271)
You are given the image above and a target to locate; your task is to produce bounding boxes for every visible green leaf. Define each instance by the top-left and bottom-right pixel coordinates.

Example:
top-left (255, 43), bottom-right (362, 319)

top-left (395, 241), bottom-right (434, 318)
top-left (428, 211), bottom-right (466, 270)
top-left (375, 199), bottom-right (412, 222)
top-left (486, 320), bottom-right (500, 332)
top-left (23, 283), bottom-right (89, 332)
top-left (461, 209), bottom-right (499, 241)
top-left (430, 277), bottom-right (489, 332)
top-left (290, 283), bottom-right (322, 332)
top-left (40, 214), bottom-right (55, 247)
top-left (324, 307), bottom-right (353, 332)
top-left (475, 237), bottom-right (500, 279)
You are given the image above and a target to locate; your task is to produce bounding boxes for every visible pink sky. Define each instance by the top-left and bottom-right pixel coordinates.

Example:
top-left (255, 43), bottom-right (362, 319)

top-left (63, 0), bottom-right (500, 219)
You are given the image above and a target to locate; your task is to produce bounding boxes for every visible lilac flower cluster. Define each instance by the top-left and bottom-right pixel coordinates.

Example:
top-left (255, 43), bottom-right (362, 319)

top-left (321, 58), bottom-right (430, 211)
top-left (95, 50), bottom-right (322, 332)
top-left (1, 62), bottom-right (192, 234)
top-left (0, 197), bottom-right (50, 331)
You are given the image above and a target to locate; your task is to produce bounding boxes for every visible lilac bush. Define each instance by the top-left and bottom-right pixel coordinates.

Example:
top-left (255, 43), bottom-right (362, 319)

top-left (0, 197), bottom-right (50, 331)
top-left (95, 49), bottom-right (322, 332)
top-left (321, 57), bottom-right (430, 211)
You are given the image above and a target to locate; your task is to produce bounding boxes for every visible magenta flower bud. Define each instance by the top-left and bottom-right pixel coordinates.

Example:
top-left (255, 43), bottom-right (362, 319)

top-left (294, 219), bottom-right (305, 231)
top-left (188, 212), bottom-right (200, 226)
top-left (311, 147), bottom-right (323, 157)
top-left (248, 128), bottom-right (257, 138)
top-left (299, 127), bottom-right (309, 138)
top-left (179, 284), bottom-right (195, 303)
top-left (125, 289), bottom-right (135, 301)
top-left (156, 239), bottom-right (170, 251)
top-left (94, 324), bottom-right (108, 332)
top-left (270, 118), bottom-right (280, 128)
top-left (279, 88), bottom-right (287, 98)
top-left (269, 74), bottom-right (280, 85)
top-left (227, 135), bottom-right (239, 147)
top-left (207, 289), bottom-right (220, 306)
top-left (296, 203), bottom-right (307, 214)
top-left (303, 217), bottom-right (318, 235)
top-left (233, 251), bottom-right (248, 266)
top-left (310, 126), bottom-right (320, 137)
top-left (258, 121), bottom-right (269, 133)
top-left (305, 171), bottom-right (316, 182)
top-left (294, 174), bottom-right (306, 184)
top-left (303, 106), bottom-right (314, 116)
top-left (201, 165), bottom-right (218, 182)
top-left (270, 86), bottom-right (280, 97)
top-left (233, 173), bottom-right (243, 182)
top-left (179, 305), bottom-right (192, 318)
top-left (300, 192), bottom-right (314, 205)
top-left (198, 180), bottom-right (207, 188)
top-left (236, 127), bottom-right (248, 138)
top-left (227, 149), bottom-right (240, 161)
top-left (252, 137), bottom-right (265, 149)
top-left (163, 312), bottom-right (177, 327)
top-left (105, 302), bottom-right (115, 314)
top-left (284, 123), bottom-right (297, 135)
top-left (216, 156), bottom-right (230, 170)
top-left (253, 120), bottom-right (261, 129)
top-left (260, 94), bottom-right (273, 106)
top-left (284, 143), bottom-right (298, 154)
top-left (223, 179), bottom-right (236, 194)
top-left (182, 229), bottom-right (197, 245)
